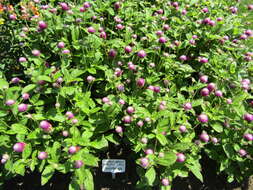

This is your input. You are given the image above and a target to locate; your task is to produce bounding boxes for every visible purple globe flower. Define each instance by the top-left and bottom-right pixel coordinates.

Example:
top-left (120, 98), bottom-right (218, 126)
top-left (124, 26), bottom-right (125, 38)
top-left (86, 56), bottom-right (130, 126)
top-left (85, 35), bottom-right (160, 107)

top-left (198, 114), bottom-right (208, 123)
top-left (123, 115), bottom-right (132, 123)
top-left (179, 125), bottom-right (187, 133)
top-left (22, 93), bottom-right (30, 100)
top-left (65, 111), bottom-right (74, 119)
top-left (87, 26), bottom-right (96, 33)
top-left (19, 57), bottom-right (27, 63)
top-left (140, 157), bottom-right (149, 168)
top-left (68, 146), bottom-right (78, 154)
top-left (199, 132), bottom-right (209, 142)
top-left (108, 49), bottom-right (117, 58)
top-left (183, 102), bottom-right (192, 111)
top-left (201, 88), bottom-right (210, 96)
top-left (199, 75), bottom-right (208, 83)
top-left (136, 78), bottom-right (145, 87)
top-left (11, 77), bottom-right (20, 84)
top-left (238, 149), bottom-right (247, 157)
top-left (18, 104), bottom-right (28, 112)
top-left (13, 142), bottom-right (26, 152)
top-left (137, 120), bottom-right (144, 127)
top-left (176, 153), bottom-right (186, 163)
top-left (57, 42), bottom-right (65, 48)
top-left (38, 21), bottom-right (47, 30)
top-left (243, 113), bottom-right (253, 122)
top-left (161, 178), bottom-right (169, 186)
top-left (38, 152), bottom-right (48, 160)
top-left (39, 120), bottom-right (52, 131)
top-left (124, 46), bottom-right (132, 53)
top-left (115, 126), bottom-right (123, 133)
top-left (243, 133), bottom-right (253, 141)
top-left (74, 160), bottom-right (84, 168)
top-left (137, 50), bottom-right (147, 58)
top-left (5, 99), bottom-right (15, 106)
top-left (32, 49), bottom-right (41, 56)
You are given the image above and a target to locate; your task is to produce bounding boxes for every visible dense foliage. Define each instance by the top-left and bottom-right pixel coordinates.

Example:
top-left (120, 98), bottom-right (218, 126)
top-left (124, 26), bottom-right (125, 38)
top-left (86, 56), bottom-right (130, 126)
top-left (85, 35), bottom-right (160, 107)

top-left (0, 0), bottom-right (253, 189)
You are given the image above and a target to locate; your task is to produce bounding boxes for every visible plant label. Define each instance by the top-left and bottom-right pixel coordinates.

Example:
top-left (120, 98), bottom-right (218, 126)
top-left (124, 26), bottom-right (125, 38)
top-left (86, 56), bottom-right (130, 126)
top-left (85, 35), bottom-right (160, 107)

top-left (102, 159), bottom-right (126, 179)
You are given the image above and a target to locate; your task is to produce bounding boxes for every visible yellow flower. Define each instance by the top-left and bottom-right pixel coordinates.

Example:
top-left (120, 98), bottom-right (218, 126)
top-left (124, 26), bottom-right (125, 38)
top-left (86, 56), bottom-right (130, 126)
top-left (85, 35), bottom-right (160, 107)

top-left (0, 18), bottom-right (4, 24)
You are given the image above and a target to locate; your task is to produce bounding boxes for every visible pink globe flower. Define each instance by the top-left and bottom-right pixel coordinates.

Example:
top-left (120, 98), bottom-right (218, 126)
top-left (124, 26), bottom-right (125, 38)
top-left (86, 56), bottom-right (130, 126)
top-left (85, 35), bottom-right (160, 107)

top-left (13, 142), bottom-right (26, 152)
top-left (18, 104), bottom-right (28, 112)
top-left (38, 152), bottom-right (48, 160)
top-left (198, 114), bottom-right (209, 123)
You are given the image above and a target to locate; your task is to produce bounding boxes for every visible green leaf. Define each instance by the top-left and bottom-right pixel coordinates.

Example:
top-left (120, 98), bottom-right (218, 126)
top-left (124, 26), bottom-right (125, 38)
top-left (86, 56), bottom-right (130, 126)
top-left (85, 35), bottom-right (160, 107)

top-left (84, 169), bottom-right (94, 190)
top-left (0, 79), bottom-right (9, 90)
top-left (156, 134), bottom-right (168, 145)
top-left (22, 84), bottom-right (36, 93)
top-left (186, 161), bottom-right (203, 182)
top-left (145, 167), bottom-right (156, 186)
top-left (174, 142), bottom-right (191, 151)
top-left (22, 143), bottom-right (32, 159)
top-left (37, 75), bottom-right (52, 82)
top-left (223, 144), bottom-right (235, 158)
top-left (82, 153), bottom-right (99, 167)
top-left (13, 161), bottom-right (26, 176)
top-left (11, 124), bottom-right (28, 134)
top-left (41, 165), bottom-right (55, 186)
top-left (155, 152), bottom-right (177, 166)
top-left (89, 135), bottom-right (108, 149)
top-left (211, 123), bottom-right (223, 133)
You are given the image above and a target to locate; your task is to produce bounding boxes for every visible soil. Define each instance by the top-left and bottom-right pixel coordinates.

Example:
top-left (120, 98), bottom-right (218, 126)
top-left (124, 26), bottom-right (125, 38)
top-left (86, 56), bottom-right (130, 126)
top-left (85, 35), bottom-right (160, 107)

top-left (2, 144), bottom-right (252, 190)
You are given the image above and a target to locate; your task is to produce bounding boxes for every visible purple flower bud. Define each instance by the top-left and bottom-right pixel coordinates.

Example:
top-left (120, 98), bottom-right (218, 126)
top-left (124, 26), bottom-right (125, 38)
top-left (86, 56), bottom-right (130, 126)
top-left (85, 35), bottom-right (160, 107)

top-left (87, 26), bottom-right (96, 33)
top-left (140, 157), bottom-right (149, 168)
top-left (202, 7), bottom-right (209, 13)
top-left (248, 4), bottom-right (253, 10)
top-left (19, 57), bottom-right (27, 63)
top-left (83, 2), bottom-right (91, 9)
top-left (87, 76), bottom-right (95, 83)
top-left (226, 99), bottom-right (232, 104)
top-left (183, 102), bottom-right (192, 111)
top-left (176, 153), bottom-right (186, 162)
top-left (68, 146), bottom-right (78, 154)
top-left (108, 49), bottom-right (117, 58)
top-left (163, 24), bottom-right (170, 31)
top-left (72, 118), bottom-right (78, 124)
top-left (243, 133), bottom-right (253, 141)
top-left (74, 160), bottom-right (84, 168)
top-left (115, 126), bottom-right (123, 133)
top-left (211, 137), bottom-right (218, 144)
top-left (100, 31), bottom-right (107, 39)
top-left (154, 86), bottom-right (161, 93)
top-left (124, 46), bottom-right (132, 53)
top-left (199, 132), bottom-right (209, 142)
top-left (118, 99), bottom-right (125, 105)
top-left (215, 90), bottom-right (223, 97)
top-left (13, 142), bottom-right (26, 152)
top-left (137, 50), bottom-right (147, 58)
top-left (80, 7), bottom-right (86, 12)
top-left (161, 178), bottom-right (169, 186)
top-left (199, 75), bottom-right (208, 83)
top-left (57, 42), bottom-right (65, 48)
top-left (38, 21), bottom-right (47, 30)
top-left (65, 111), bottom-right (74, 119)
top-left (238, 149), bottom-right (247, 157)
top-left (179, 125), bottom-right (187, 133)
top-left (22, 93), bottom-right (30, 100)
top-left (102, 97), bottom-right (110, 103)
top-left (198, 114), bottom-right (208, 123)
top-left (39, 120), bottom-right (52, 130)
top-left (123, 115), bottom-right (132, 123)
top-left (18, 104), bottom-right (28, 112)
top-left (136, 78), bottom-right (145, 87)
top-left (6, 99), bottom-right (15, 106)
top-left (207, 83), bottom-right (216, 92)
top-left (199, 57), bottom-right (208, 63)
top-left (137, 120), bottom-right (144, 127)
top-left (201, 88), bottom-right (210, 96)
top-left (59, 2), bottom-right (70, 11)
top-left (244, 113), bottom-right (253, 122)
top-left (32, 49), bottom-right (41, 56)
top-left (114, 2), bottom-right (121, 10)
top-left (62, 130), bottom-right (69, 137)
top-left (11, 77), bottom-right (20, 84)
top-left (62, 49), bottom-right (70, 54)
top-left (145, 149), bottom-right (154, 155)
top-left (38, 152), bottom-right (48, 160)
top-left (217, 17), bottom-right (223, 21)
top-left (141, 137), bottom-right (148, 144)
top-left (159, 37), bottom-right (167, 43)
top-left (179, 55), bottom-right (187, 61)
top-left (126, 106), bottom-right (135, 114)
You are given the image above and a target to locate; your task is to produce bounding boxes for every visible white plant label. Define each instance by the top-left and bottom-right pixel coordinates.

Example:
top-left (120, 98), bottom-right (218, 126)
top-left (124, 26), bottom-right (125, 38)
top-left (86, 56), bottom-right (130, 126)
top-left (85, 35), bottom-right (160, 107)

top-left (102, 159), bottom-right (126, 176)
